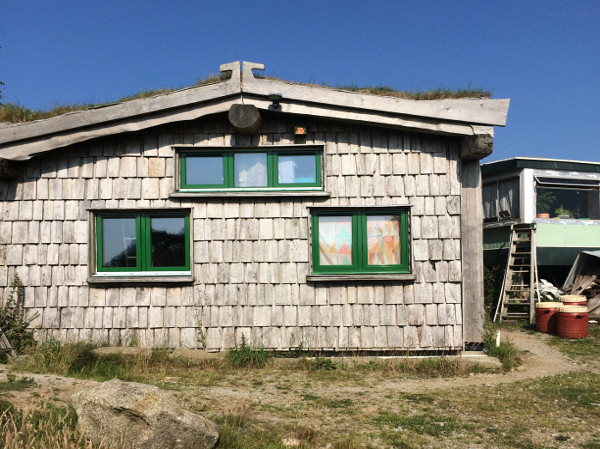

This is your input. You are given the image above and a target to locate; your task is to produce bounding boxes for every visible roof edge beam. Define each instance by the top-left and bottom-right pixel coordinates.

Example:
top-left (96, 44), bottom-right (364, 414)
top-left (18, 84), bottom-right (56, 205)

top-left (241, 61), bottom-right (509, 127)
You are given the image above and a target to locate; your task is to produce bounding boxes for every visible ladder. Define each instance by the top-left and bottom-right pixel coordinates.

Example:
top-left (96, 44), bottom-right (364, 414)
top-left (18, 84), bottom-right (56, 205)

top-left (494, 223), bottom-right (540, 323)
top-left (0, 325), bottom-right (17, 359)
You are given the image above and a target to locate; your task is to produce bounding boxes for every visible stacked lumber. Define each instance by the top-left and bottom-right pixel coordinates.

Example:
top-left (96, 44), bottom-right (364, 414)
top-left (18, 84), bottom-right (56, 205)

top-left (565, 270), bottom-right (600, 320)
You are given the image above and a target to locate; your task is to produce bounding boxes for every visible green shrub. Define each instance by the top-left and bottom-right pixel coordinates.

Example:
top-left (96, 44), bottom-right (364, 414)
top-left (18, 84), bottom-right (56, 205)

top-left (484, 265), bottom-right (504, 318)
top-left (226, 336), bottom-right (271, 368)
top-left (310, 356), bottom-right (337, 371)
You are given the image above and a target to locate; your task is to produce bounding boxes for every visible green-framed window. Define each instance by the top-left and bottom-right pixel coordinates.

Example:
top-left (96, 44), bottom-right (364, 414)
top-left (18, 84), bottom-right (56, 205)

top-left (95, 212), bottom-right (190, 272)
top-left (179, 147), bottom-right (322, 190)
top-left (311, 209), bottom-right (410, 274)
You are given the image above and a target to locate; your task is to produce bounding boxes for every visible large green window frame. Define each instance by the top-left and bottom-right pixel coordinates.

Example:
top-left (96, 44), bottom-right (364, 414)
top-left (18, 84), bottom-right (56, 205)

top-left (311, 209), bottom-right (410, 274)
top-left (179, 147), bottom-right (322, 190)
top-left (96, 212), bottom-right (190, 272)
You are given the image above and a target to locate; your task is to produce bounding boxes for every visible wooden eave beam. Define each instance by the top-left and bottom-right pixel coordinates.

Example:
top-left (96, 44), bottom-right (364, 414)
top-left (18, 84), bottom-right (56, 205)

top-left (245, 95), bottom-right (485, 137)
top-left (0, 97), bottom-right (239, 160)
top-left (0, 61), bottom-right (241, 147)
top-left (242, 61), bottom-right (510, 127)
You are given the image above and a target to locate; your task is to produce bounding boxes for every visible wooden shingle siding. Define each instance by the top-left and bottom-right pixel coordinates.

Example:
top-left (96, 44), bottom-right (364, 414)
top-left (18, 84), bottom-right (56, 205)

top-left (0, 114), bottom-right (467, 351)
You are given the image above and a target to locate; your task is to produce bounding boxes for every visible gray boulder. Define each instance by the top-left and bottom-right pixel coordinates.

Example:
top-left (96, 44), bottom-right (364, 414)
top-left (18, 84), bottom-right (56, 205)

top-left (71, 379), bottom-right (218, 449)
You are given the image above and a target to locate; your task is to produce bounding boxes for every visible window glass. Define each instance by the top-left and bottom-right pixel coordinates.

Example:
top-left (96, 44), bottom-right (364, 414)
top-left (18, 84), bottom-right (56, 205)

top-left (185, 156), bottom-right (224, 186)
top-left (318, 216), bottom-right (353, 265)
top-left (366, 215), bottom-right (401, 265)
top-left (312, 209), bottom-right (410, 274)
top-left (482, 184), bottom-right (497, 219)
top-left (101, 218), bottom-right (137, 268)
top-left (278, 155), bottom-right (317, 184)
top-left (498, 179), bottom-right (520, 219)
top-left (537, 187), bottom-right (600, 219)
top-left (150, 217), bottom-right (186, 267)
top-left (96, 212), bottom-right (189, 273)
top-left (234, 153), bottom-right (268, 187)
top-left (482, 178), bottom-right (520, 221)
top-left (178, 147), bottom-right (322, 191)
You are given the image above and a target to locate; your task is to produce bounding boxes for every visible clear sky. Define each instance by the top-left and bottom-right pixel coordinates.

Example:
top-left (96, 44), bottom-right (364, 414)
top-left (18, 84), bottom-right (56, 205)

top-left (1, 1), bottom-right (598, 162)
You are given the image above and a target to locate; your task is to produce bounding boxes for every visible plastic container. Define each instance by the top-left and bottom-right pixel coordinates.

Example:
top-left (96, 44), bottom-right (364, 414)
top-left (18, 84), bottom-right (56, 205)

top-left (560, 295), bottom-right (587, 306)
top-left (535, 302), bottom-right (562, 334)
top-left (557, 305), bottom-right (588, 338)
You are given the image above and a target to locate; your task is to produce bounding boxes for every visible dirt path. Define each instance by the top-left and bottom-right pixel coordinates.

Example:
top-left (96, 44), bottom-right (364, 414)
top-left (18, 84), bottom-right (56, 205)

top-left (0, 329), bottom-right (590, 413)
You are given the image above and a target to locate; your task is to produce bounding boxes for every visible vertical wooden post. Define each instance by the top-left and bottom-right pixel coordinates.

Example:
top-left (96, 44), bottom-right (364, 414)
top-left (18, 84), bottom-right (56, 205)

top-left (461, 158), bottom-right (485, 344)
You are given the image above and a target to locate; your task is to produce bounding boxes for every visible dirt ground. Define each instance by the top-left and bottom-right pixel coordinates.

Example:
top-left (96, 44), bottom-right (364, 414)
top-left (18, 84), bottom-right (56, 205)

top-left (0, 328), bottom-right (589, 414)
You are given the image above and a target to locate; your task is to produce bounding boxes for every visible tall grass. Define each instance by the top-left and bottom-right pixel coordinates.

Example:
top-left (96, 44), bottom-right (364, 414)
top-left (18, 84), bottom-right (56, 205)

top-left (0, 400), bottom-right (96, 449)
top-left (12, 339), bottom-right (179, 382)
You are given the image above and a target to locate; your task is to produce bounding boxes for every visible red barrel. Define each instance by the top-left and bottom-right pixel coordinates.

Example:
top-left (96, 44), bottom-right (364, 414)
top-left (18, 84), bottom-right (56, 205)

top-left (557, 305), bottom-right (588, 339)
top-left (535, 302), bottom-right (562, 334)
top-left (561, 295), bottom-right (587, 306)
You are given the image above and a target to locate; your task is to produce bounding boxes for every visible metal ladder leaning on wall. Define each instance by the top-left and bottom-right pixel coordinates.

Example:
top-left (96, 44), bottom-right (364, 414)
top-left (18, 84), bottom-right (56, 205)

top-left (494, 223), bottom-right (540, 323)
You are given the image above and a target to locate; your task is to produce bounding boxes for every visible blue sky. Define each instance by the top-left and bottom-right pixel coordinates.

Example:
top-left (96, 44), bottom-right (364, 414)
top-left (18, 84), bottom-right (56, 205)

top-left (1, 1), bottom-right (598, 162)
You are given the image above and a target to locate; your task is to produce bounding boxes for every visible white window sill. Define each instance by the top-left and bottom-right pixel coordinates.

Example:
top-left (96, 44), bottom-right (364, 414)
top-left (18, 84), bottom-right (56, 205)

top-left (306, 274), bottom-right (416, 283)
top-left (88, 273), bottom-right (194, 286)
top-left (170, 190), bottom-right (331, 198)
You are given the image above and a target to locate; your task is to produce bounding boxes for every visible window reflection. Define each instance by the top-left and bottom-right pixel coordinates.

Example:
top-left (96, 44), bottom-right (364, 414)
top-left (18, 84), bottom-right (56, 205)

top-left (102, 218), bottom-right (137, 267)
top-left (150, 217), bottom-right (186, 267)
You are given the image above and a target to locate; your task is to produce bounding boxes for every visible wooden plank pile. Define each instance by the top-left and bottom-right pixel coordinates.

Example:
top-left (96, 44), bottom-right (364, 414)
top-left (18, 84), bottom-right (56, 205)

top-left (564, 268), bottom-right (600, 320)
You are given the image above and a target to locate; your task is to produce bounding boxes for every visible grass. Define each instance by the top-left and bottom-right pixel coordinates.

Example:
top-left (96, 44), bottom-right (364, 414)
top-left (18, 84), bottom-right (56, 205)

top-left (548, 322), bottom-right (600, 364)
top-left (0, 72), bottom-right (229, 124)
top-left (0, 373), bottom-right (34, 393)
top-left (8, 333), bottom-right (600, 448)
top-left (0, 400), bottom-right (91, 449)
top-left (335, 85), bottom-right (491, 99)
top-left (483, 323), bottom-right (522, 370)
top-left (0, 71), bottom-right (491, 124)
top-left (257, 74), bottom-right (491, 99)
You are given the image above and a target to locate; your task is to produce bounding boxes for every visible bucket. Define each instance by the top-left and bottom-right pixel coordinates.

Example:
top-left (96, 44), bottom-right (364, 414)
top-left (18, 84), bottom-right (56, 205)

top-left (535, 302), bottom-right (562, 334)
top-left (560, 295), bottom-right (587, 306)
top-left (557, 305), bottom-right (588, 339)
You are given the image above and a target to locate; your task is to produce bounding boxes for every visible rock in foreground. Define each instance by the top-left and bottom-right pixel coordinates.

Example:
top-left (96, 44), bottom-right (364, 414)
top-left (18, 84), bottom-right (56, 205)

top-left (71, 379), bottom-right (218, 449)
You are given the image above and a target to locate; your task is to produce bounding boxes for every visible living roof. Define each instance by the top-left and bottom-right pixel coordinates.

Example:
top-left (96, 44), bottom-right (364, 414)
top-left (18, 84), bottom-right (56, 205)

top-left (481, 157), bottom-right (600, 177)
top-left (0, 75), bottom-right (491, 125)
top-left (0, 61), bottom-right (510, 161)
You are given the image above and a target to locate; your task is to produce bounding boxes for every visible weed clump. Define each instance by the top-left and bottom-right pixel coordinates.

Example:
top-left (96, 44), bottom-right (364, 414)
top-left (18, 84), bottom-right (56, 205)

top-left (226, 336), bottom-right (271, 368)
top-left (483, 326), bottom-right (521, 370)
top-left (310, 356), bottom-right (337, 371)
top-left (0, 276), bottom-right (35, 361)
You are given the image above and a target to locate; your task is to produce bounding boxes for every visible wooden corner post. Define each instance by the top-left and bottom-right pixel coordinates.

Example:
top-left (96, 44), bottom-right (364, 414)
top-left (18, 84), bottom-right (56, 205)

top-left (460, 151), bottom-right (485, 345)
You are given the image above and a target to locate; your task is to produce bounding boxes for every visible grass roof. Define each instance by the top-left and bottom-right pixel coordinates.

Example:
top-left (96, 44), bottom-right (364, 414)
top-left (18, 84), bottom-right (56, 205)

top-left (0, 73), bottom-right (491, 124)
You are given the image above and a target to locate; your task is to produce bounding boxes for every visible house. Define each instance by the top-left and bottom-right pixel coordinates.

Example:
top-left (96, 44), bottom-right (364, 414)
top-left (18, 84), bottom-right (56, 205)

top-left (482, 157), bottom-right (600, 283)
top-left (0, 61), bottom-right (509, 352)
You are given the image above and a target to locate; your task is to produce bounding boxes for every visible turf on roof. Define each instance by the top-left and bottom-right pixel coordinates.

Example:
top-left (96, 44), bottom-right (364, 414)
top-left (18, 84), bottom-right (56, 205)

top-left (0, 73), bottom-right (491, 124)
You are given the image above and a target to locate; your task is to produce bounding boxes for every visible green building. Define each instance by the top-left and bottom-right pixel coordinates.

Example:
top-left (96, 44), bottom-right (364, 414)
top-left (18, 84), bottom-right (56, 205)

top-left (482, 157), bottom-right (600, 283)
